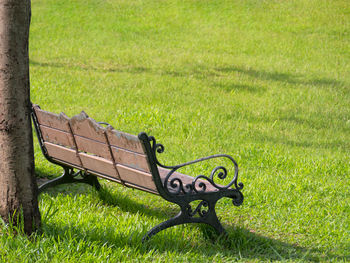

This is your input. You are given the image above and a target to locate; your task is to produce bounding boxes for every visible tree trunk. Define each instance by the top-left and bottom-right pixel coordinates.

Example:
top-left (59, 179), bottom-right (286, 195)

top-left (0, 0), bottom-right (40, 234)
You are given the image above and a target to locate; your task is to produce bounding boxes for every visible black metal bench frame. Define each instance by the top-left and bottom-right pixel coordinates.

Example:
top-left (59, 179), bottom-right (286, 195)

top-left (31, 105), bottom-right (244, 241)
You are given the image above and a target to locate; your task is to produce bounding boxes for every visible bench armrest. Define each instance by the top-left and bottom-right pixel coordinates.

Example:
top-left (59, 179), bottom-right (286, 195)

top-left (149, 136), bottom-right (243, 195)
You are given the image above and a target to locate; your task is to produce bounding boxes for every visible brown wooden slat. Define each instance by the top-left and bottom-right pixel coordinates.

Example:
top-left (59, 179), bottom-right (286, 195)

top-left (107, 128), bottom-right (144, 154)
top-left (82, 170), bottom-right (159, 195)
top-left (123, 183), bottom-right (158, 195)
top-left (40, 125), bottom-right (75, 148)
top-left (44, 142), bottom-right (81, 167)
top-left (75, 136), bottom-right (111, 160)
top-left (111, 147), bottom-right (150, 172)
top-left (49, 158), bottom-right (84, 170)
top-left (35, 105), bottom-right (160, 193)
top-left (46, 157), bottom-right (159, 195)
top-left (158, 167), bottom-right (218, 193)
top-left (117, 164), bottom-right (156, 192)
top-left (69, 112), bottom-right (106, 142)
top-left (33, 106), bottom-right (70, 132)
top-left (79, 153), bottom-right (117, 178)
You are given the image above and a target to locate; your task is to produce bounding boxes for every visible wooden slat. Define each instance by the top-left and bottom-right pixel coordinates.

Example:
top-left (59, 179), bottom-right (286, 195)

top-left (112, 147), bottom-right (150, 172)
top-left (33, 106), bottom-right (70, 132)
top-left (75, 136), bottom-right (111, 160)
top-left (69, 112), bottom-right (106, 142)
top-left (34, 104), bottom-right (159, 193)
top-left (81, 170), bottom-right (159, 195)
top-left (44, 142), bottom-right (81, 167)
top-left (49, 158), bottom-right (84, 170)
top-left (158, 167), bottom-right (218, 193)
top-left (117, 164), bottom-right (156, 192)
top-left (40, 125), bottom-right (75, 147)
top-left (79, 153), bottom-right (117, 178)
top-left (107, 128), bottom-right (144, 154)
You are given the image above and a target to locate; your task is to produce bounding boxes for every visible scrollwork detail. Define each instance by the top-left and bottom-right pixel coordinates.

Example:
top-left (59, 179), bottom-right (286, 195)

top-left (148, 135), bottom-right (243, 196)
top-left (187, 200), bottom-right (209, 218)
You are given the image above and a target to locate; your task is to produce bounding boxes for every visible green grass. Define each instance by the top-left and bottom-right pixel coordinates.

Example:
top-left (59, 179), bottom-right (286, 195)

top-left (1, 0), bottom-right (349, 261)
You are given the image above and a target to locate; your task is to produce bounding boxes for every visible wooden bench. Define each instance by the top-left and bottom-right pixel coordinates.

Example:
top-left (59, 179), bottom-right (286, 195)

top-left (31, 104), bottom-right (244, 241)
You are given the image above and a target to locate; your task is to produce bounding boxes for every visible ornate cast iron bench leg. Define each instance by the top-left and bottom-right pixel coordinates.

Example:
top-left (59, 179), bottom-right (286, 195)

top-left (38, 166), bottom-right (101, 194)
top-left (142, 211), bottom-right (184, 242)
top-left (139, 134), bottom-right (244, 241)
top-left (142, 199), bottom-right (226, 242)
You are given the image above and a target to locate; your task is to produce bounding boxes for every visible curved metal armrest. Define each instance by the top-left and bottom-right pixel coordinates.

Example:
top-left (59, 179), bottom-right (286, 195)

top-left (166, 154), bottom-right (242, 190)
top-left (148, 136), bottom-right (243, 195)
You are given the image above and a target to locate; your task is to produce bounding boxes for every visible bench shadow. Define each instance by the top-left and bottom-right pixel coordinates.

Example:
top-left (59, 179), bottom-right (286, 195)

top-left (36, 169), bottom-right (177, 220)
top-left (41, 209), bottom-right (344, 262)
top-left (96, 185), bottom-right (178, 220)
top-left (36, 172), bottom-right (345, 262)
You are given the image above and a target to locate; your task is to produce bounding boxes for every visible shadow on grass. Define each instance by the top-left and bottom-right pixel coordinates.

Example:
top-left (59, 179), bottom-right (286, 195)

top-left (30, 60), bottom-right (346, 93)
top-left (96, 185), bottom-right (177, 220)
top-left (35, 168), bottom-right (177, 220)
top-left (41, 208), bottom-right (344, 262)
top-left (37, 173), bottom-right (344, 262)
top-left (248, 127), bottom-right (350, 151)
top-left (215, 66), bottom-right (345, 88)
top-left (30, 60), bottom-right (149, 74)
top-left (213, 82), bottom-right (267, 93)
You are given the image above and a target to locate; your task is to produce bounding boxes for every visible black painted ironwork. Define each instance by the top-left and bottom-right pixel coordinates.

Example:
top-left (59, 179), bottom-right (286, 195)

top-left (38, 167), bottom-right (101, 193)
top-left (138, 132), bottom-right (244, 241)
top-left (147, 135), bottom-right (243, 194)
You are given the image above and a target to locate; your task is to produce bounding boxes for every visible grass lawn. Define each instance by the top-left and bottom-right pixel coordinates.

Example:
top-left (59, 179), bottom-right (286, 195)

top-left (1, 0), bottom-right (349, 261)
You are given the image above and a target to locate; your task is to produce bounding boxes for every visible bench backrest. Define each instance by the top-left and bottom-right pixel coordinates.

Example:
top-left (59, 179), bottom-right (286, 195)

top-left (32, 105), bottom-right (158, 194)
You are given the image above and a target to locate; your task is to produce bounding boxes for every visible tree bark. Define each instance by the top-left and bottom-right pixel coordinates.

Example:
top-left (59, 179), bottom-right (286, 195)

top-left (0, 0), bottom-right (40, 234)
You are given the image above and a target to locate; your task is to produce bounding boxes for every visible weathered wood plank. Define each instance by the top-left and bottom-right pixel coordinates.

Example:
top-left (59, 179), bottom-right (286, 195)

top-left (69, 112), bottom-right (106, 142)
top-left (117, 165), bottom-right (156, 192)
top-left (44, 142), bottom-right (81, 167)
top-left (48, 158), bottom-right (84, 170)
top-left (79, 153), bottom-right (117, 178)
top-left (33, 106), bottom-right (70, 132)
top-left (107, 128), bottom-right (144, 154)
top-left (40, 125), bottom-right (75, 148)
top-left (80, 170), bottom-right (159, 195)
top-left (35, 105), bottom-right (158, 193)
top-left (112, 147), bottom-right (150, 172)
top-left (75, 136), bottom-right (111, 160)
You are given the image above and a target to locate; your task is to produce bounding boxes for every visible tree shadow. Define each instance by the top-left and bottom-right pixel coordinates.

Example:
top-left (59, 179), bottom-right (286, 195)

top-left (215, 66), bottom-right (345, 88)
top-left (265, 115), bottom-right (348, 134)
top-left (30, 59), bottom-right (345, 94)
top-left (213, 82), bottom-right (266, 93)
top-left (30, 60), bottom-right (150, 74)
top-left (248, 127), bottom-right (350, 150)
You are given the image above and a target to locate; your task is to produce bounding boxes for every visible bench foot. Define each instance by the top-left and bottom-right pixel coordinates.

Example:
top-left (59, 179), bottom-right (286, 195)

top-left (142, 212), bottom-right (183, 242)
top-left (142, 200), bottom-right (226, 242)
top-left (38, 167), bottom-right (101, 194)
